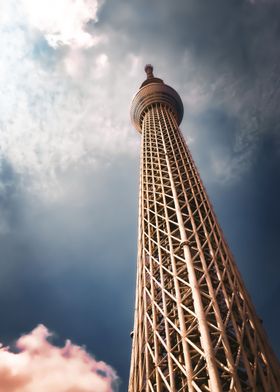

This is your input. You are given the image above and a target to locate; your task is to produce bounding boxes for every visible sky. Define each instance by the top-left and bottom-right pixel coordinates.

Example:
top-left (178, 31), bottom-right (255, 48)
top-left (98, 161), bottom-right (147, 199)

top-left (0, 0), bottom-right (280, 390)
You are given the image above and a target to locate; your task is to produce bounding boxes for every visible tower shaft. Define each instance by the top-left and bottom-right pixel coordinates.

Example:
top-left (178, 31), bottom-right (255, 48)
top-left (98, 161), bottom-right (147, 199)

top-left (129, 69), bottom-right (280, 391)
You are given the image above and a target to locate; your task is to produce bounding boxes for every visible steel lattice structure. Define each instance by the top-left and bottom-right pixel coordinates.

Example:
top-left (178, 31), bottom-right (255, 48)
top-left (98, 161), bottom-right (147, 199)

top-left (128, 65), bottom-right (280, 392)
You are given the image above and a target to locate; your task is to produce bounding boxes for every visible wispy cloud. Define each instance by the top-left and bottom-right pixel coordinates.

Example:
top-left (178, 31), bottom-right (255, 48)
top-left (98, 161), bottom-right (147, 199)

top-left (0, 0), bottom-right (139, 198)
top-left (22, 0), bottom-right (102, 48)
top-left (0, 324), bottom-right (118, 392)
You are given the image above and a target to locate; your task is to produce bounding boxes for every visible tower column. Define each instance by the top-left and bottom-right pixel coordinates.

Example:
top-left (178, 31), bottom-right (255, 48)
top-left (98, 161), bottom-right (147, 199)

top-left (158, 105), bottom-right (222, 392)
top-left (129, 66), bottom-right (280, 392)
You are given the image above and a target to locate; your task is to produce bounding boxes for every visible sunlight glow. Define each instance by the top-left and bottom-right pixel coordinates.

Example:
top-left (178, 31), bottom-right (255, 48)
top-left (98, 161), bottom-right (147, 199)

top-left (22, 0), bottom-right (100, 48)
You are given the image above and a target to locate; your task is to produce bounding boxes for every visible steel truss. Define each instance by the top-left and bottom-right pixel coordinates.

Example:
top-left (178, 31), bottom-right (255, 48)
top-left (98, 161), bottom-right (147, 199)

top-left (129, 72), bottom-right (280, 392)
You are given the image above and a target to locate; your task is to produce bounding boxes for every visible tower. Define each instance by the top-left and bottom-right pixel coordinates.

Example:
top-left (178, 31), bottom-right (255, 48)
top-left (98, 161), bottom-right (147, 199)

top-left (128, 65), bottom-right (280, 391)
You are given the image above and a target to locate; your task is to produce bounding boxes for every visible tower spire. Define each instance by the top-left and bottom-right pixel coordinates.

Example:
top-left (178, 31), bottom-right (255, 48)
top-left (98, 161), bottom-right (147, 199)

top-left (139, 64), bottom-right (164, 89)
top-left (129, 66), bottom-right (280, 391)
top-left (144, 64), bottom-right (154, 79)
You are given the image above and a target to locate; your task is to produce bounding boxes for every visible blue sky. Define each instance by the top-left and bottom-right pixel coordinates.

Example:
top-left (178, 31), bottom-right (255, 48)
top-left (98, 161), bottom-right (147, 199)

top-left (0, 0), bottom-right (279, 391)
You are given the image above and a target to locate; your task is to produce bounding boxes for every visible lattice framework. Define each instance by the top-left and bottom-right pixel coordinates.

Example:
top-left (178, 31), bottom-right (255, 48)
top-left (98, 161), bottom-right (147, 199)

top-left (129, 70), bottom-right (280, 392)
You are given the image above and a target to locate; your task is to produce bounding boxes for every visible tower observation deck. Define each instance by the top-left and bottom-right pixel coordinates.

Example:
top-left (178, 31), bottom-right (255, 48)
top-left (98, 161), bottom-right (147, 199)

top-left (128, 65), bottom-right (280, 391)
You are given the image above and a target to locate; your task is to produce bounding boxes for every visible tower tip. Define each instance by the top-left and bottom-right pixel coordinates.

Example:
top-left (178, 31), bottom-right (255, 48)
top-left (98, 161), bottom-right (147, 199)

top-left (145, 64), bottom-right (154, 79)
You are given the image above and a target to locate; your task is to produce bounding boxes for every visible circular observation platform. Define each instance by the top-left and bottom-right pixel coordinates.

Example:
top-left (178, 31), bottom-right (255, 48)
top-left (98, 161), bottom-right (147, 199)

top-left (131, 65), bottom-right (184, 133)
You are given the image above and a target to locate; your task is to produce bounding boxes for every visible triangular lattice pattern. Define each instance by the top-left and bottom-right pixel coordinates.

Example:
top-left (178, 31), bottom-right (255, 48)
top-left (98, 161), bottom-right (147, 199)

top-left (129, 104), bottom-right (280, 392)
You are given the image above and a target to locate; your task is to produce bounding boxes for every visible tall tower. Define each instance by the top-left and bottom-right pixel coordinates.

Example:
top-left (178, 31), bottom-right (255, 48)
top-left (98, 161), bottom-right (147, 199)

top-left (128, 65), bottom-right (280, 391)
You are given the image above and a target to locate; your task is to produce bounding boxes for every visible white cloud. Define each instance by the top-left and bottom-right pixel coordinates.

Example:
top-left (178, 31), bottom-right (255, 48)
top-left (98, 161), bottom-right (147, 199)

top-left (92, 53), bottom-right (109, 79)
top-left (0, 324), bottom-right (118, 392)
top-left (0, 1), bottom-right (139, 199)
top-left (22, 0), bottom-right (102, 48)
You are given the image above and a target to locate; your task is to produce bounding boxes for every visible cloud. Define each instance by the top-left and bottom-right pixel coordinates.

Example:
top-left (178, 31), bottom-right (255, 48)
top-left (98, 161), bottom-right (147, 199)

top-left (1, 0), bottom-right (280, 197)
top-left (0, 1), bottom-right (139, 198)
top-left (98, 0), bottom-right (280, 183)
top-left (0, 1), bottom-right (279, 387)
top-left (0, 325), bottom-right (118, 392)
top-left (166, 0), bottom-right (280, 183)
top-left (22, 0), bottom-right (102, 48)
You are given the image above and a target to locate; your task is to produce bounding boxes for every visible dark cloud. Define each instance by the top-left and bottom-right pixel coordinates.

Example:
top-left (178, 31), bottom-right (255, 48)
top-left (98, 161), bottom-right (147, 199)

top-left (207, 131), bottom-right (280, 357)
top-left (92, 0), bottom-right (280, 188)
top-left (98, 0), bottom-right (280, 139)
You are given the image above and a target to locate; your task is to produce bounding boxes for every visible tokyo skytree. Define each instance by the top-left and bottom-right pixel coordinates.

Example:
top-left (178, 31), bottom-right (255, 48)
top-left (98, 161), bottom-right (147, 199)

top-left (128, 65), bottom-right (280, 391)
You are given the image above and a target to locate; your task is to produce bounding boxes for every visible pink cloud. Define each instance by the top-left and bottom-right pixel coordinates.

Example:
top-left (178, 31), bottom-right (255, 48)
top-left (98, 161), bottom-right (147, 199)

top-left (0, 325), bottom-right (118, 392)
